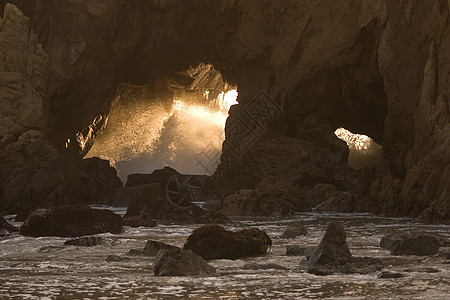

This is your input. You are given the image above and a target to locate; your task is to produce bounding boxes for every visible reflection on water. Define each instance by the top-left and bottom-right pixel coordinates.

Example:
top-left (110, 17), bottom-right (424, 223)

top-left (1, 213), bottom-right (449, 299)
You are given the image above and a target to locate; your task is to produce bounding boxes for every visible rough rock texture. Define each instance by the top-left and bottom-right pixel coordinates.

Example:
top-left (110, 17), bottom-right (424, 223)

top-left (0, 1), bottom-right (448, 221)
top-left (286, 245), bottom-right (306, 256)
top-left (143, 240), bottom-right (179, 257)
top-left (64, 236), bottom-right (112, 247)
top-left (183, 225), bottom-right (272, 260)
top-left (280, 221), bottom-right (307, 238)
top-left (0, 216), bottom-right (17, 236)
top-left (380, 234), bottom-right (440, 256)
top-left (20, 204), bottom-right (123, 237)
top-left (153, 248), bottom-right (216, 276)
top-left (305, 221), bottom-right (383, 275)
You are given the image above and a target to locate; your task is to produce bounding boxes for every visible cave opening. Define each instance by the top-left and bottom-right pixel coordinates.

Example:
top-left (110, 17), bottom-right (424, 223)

top-left (334, 127), bottom-right (383, 170)
top-left (84, 63), bottom-right (238, 181)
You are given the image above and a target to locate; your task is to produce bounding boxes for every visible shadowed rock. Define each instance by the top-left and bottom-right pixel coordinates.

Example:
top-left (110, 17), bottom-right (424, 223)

top-left (380, 234), bottom-right (440, 256)
top-left (305, 221), bottom-right (383, 275)
top-left (0, 216), bottom-right (18, 237)
top-left (184, 225), bottom-right (272, 260)
top-left (280, 221), bottom-right (307, 238)
top-left (143, 240), bottom-right (179, 256)
top-left (64, 236), bottom-right (112, 247)
top-left (286, 245), bottom-right (306, 256)
top-left (20, 204), bottom-right (123, 237)
top-left (153, 248), bottom-right (216, 276)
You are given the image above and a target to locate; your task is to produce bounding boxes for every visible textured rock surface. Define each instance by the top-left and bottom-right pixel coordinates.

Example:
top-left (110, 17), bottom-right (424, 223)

top-left (143, 240), bottom-right (179, 257)
top-left (0, 1), bottom-right (448, 220)
top-left (380, 233), bottom-right (441, 256)
top-left (153, 248), bottom-right (216, 276)
top-left (305, 221), bottom-right (383, 275)
top-left (184, 225), bottom-right (272, 260)
top-left (280, 221), bottom-right (307, 239)
top-left (20, 204), bottom-right (123, 237)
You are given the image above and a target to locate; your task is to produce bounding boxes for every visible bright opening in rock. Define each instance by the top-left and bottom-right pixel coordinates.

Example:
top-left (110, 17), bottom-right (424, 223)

top-left (334, 127), bottom-right (383, 169)
top-left (84, 64), bottom-right (238, 180)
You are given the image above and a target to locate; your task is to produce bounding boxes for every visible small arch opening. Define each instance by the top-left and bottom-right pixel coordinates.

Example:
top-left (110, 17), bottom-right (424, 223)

top-left (334, 127), bottom-right (383, 169)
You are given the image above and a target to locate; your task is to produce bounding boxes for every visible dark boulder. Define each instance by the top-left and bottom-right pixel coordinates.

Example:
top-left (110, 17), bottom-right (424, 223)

top-left (153, 248), bottom-right (216, 276)
top-left (305, 221), bottom-right (383, 275)
top-left (286, 245), bottom-right (306, 256)
top-left (122, 215), bottom-right (157, 228)
top-left (0, 216), bottom-right (18, 236)
top-left (377, 271), bottom-right (406, 279)
top-left (125, 167), bottom-right (179, 187)
top-left (183, 225), bottom-right (272, 260)
top-left (20, 204), bottom-right (123, 237)
top-left (280, 221), bottom-right (307, 238)
top-left (143, 240), bottom-right (179, 256)
top-left (380, 234), bottom-right (440, 256)
top-left (64, 236), bottom-right (112, 247)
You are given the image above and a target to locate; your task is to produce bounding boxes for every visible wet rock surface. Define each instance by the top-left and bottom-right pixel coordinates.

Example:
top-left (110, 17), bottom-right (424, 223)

top-left (280, 221), bottom-right (307, 238)
top-left (242, 263), bottom-right (288, 270)
top-left (184, 225), bottom-right (272, 260)
top-left (143, 240), bottom-right (179, 257)
top-left (305, 221), bottom-right (383, 275)
top-left (286, 245), bottom-right (306, 256)
top-left (380, 234), bottom-right (440, 256)
top-left (20, 204), bottom-right (123, 237)
top-left (0, 216), bottom-right (18, 236)
top-left (64, 236), bottom-right (112, 247)
top-left (122, 215), bottom-right (156, 228)
top-left (153, 248), bottom-right (216, 276)
top-left (377, 271), bottom-right (406, 279)
top-left (438, 248), bottom-right (450, 260)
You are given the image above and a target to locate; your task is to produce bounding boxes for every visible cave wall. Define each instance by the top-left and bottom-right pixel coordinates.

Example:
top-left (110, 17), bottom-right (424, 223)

top-left (0, 0), bottom-right (449, 220)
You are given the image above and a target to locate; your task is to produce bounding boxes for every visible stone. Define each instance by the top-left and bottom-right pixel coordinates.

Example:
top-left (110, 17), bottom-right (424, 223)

top-left (106, 255), bottom-right (130, 262)
top-left (143, 240), bottom-right (179, 256)
top-left (38, 245), bottom-right (66, 253)
top-left (127, 249), bottom-right (144, 256)
top-left (242, 263), bottom-right (288, 270)
top-left (153, 248), bottom-right (216, 276)
top-left (305, 221), bottom-right (383, 275)
top-left (20, 204), bottom-right (123, 237)
top-left (0, 216), bottom-right (18, 236)
top-left (380, 234), bottom-right (440, 256)
top-left (286, 245), bottom-right (306, 256)
top-left (280, 221), bottom-right (307, 238)
top-left (64, 236), bottom-right (112, 247)
top-left (438, 248), bottom-right (450, 260)
top-left (377, 271), bottom-right (406, 279)
top-left (183, 225), bottom-right (272, 260)
top-left (122, 215), bottom-right (156, 228)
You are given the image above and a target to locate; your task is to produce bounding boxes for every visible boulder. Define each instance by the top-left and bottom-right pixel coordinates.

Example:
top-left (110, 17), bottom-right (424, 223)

top-left (122, 215), bottom-right (156, 228)
top-left (20, 204), bottom-right (123, 237)
top-left (153, 248), bottom-right (216, 276)
top-left (305, 221), bottom-right (383, 275)
top-left (143, 240), bottom-right (179, 256)
top-left (377, 271), bottom-right (406, 279)
top-left (64, 236), bottom-right (112, 247)
top-left (127, 249), bottom-right (144, 256)
top-left (125, 167), bottom-right (179, 187)
top-left (380, 234), bottom-right (440, 256)
top-left (286, 245), bottom-right (306, 256)
top-left (183, 225), bottom-right (272, 260)
top-left (280, 221), bottom-right (307, 238)
top-left (0, 216), bottom-right (18, 236)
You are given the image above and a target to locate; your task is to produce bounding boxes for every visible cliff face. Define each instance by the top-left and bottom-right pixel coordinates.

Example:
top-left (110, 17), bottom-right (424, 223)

top-left (0, 1), bottom-right (448, 220)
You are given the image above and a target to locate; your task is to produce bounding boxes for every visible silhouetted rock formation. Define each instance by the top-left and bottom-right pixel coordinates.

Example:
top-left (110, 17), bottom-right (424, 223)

top-left (20, 204), bottom-right (123, 237)
top-left (184, 225), bottom-right (272, 260)
top-left (153, 248), bottom-right (216, 276)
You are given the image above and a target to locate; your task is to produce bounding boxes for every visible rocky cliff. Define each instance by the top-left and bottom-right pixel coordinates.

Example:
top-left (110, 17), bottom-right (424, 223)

top-left (0, 1), bottom-right (448, 221)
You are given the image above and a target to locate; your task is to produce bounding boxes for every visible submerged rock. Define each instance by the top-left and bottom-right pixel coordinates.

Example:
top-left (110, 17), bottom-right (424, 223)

top-left (122, 215), bottom-right (157, 228)
top-left (20, 204), bottom-right (123, 237)
top-left (305, 221), bottom-right (383, 275)
top-left (377, 271), bottom-right (406, 279)
top-left (280, 221), bottom-right (307, 238)
top-left (153, 248), bottom-right (216, 276)
top-left (438, 248), bottom-right (450, 260)
top-left (0, 216), bottom-right (18, 237)
top-left (380, 234), bottom-right (440, 256)
top-left (143, 240), bottom-right (179, 256)
top-left (64, 236), bottom-right (112, 247)
top-left (106, 255), bottom-right (130, 262)
top-left (184, 225), bottom-right (272, 260)
top-left (286, 245), bottom-right (306, 256)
